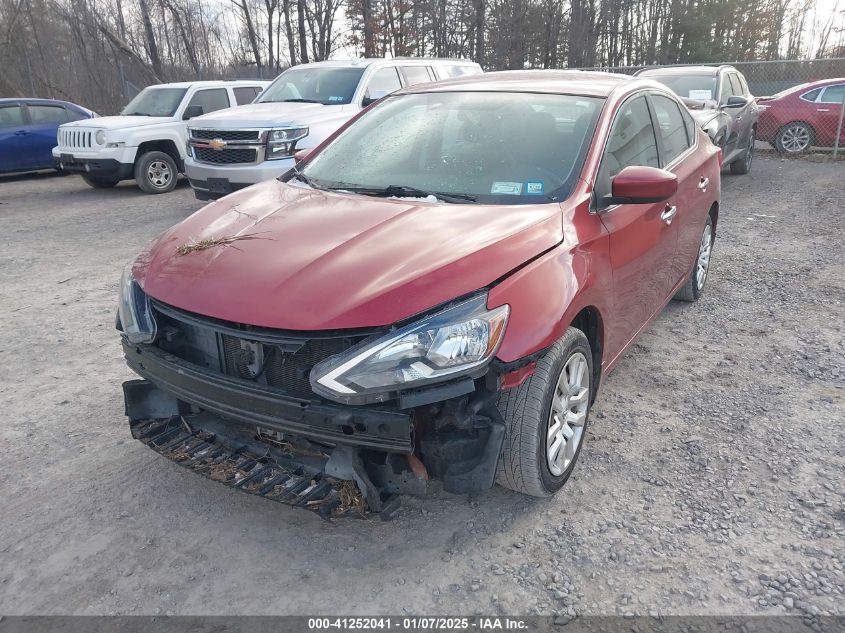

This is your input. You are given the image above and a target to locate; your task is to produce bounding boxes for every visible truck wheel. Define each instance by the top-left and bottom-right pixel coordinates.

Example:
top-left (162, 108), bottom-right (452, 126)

top-left (81, 174), bottom-right (119, 189)
top-left (135, 151), bottom-right (177, 194)
top-left (730, 129), bottom-right (754, 175)
top-left (496, 327), bottom-right (592, 497)
top-left (674, 215), bottom-right (714, 302)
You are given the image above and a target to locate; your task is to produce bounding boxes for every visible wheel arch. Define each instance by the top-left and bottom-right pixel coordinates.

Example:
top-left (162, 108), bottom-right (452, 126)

top-left (136, 139), bottom-right (184, 172)
top-left (709, 201), bottom-right (719, 234)
top-left (569, 305), bottom-right (604, 403)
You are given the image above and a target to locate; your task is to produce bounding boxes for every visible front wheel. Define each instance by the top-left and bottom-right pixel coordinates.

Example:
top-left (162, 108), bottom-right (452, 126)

top-left (496, 327), bottom-right (592, 497)
top-left (674, 215), bottom-right (714, 302)
top-left (135, 151), bottom-right (178, 194)
top-left (730, 129), bottom-right (754, 175)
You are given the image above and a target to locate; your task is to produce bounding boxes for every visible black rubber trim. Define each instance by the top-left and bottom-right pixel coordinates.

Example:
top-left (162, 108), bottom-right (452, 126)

top-left (123, 339), bottom-right (413, 453)
top-left (55, 157), bottom-right (133, 180)
top-left (490, 344), bottom-right (552, 374)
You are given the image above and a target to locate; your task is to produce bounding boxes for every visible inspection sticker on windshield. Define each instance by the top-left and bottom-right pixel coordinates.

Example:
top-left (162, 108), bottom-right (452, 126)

top-left (526, 181), bottom-right (544, 195)
top-left (328, 96), bottom-right (344, 102)
top-left (689, 90), bottom-right (713, 100)
top-left (491, 181), bottom-right (523, 195)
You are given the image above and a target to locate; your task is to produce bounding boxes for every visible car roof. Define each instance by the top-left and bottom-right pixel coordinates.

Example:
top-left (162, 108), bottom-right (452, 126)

top-left (0, 97), bottom-right (90, 110)
top-left (637, 65), bottom-right (732, 77)
top-left (286, 58), bottom-right (478, 70)
top-left (143, 80), bottom-right (270, 89)
top-left (399, 70), bottom-right (635, 98)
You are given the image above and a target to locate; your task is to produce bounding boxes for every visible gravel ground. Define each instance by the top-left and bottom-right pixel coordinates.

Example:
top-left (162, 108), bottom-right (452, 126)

top-left (0, 157), bottom-right (843, 617)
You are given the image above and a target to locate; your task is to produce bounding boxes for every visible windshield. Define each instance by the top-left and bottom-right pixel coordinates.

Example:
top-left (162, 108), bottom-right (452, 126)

top-left (643, 73), bottom-right (718, 102)
top-left (121, 87), bottom-right (187, 117)
top-left (298, 91), bottom-right (602, 204)
top-left (258, 67), bottom-right (366, 105)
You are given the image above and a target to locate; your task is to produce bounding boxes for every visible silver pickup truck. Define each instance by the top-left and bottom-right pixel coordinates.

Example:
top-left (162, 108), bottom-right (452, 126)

top-left (184, 58), bottom-right (482, 200)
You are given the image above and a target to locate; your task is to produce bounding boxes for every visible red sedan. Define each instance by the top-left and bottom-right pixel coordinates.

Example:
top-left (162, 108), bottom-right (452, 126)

top-left (118, 71), bottom-right (721, 515)
top-left (757, 78), bottom-right (845, 153)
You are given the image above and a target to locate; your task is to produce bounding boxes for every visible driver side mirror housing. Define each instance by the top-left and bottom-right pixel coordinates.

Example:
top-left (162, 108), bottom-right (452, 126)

top-left (603, 165), bottom-right (678, 207)
top-left (183, 105), bottom-right (204, 120)
top-left (722, 95), bottom-right (749, 109)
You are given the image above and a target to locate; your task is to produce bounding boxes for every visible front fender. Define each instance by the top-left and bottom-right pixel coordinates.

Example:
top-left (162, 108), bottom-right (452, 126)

top-left (487, 200), bottom-right (613, 369)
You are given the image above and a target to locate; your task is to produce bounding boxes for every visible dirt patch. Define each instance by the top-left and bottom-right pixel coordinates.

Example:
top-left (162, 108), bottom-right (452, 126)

top-left (0, 165), bottom-right (842, 616)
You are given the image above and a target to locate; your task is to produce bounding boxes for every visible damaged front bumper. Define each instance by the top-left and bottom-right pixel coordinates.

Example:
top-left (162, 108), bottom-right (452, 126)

top-left (122, 338), bottom-right (506, 518)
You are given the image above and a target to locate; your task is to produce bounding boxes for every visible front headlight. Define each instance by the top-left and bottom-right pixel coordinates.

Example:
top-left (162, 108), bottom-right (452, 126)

top-left (96, 129), bottom-right (107, 145)
top-left (310, 294), bottom-right (509, 404)
top-left (117, 263), bottom-right (157, 344)
top-left (266, 127), bottom-right (308, 160)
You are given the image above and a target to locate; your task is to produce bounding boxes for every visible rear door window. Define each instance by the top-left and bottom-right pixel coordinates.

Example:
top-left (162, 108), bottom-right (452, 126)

top-left (0, 104), bottom-right (26, 127)
top-left (401, 66), bottom-right (435, 87)
top-left (820, 84), bottom-right (845, 104)
top-left (650, 94), bottom-right (692, 165)
top-left (186, 88), bottom-right (231, 116)
top-left (28, 105), bottom-right (69, 124)
top-left (234, 87), bottom-right (261, 105)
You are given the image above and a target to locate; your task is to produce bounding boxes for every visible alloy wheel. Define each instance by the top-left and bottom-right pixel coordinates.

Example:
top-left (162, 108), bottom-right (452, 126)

top-left (780, 124), bottom-right (811, 153)
top-left (696, 223), bottom-right (713, 290)
top-left (147, 160), bottom-right (172, 189)
top-left (546, 352), bottom-right (589, 477)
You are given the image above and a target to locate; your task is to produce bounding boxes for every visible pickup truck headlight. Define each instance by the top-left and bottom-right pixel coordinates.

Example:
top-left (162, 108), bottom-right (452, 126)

top-left (118, 263), bottom-right (157, 344)
top-left (310, 295), bottom-right (509, 403)
top-left (96, 130), bottom-right (106, 145)
top-left (266, 127), bottom-right (308, 160)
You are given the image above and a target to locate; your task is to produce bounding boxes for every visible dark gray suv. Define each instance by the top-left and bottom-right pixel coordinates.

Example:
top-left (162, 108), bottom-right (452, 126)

top-left (636, 65), bottom-right (758, 175)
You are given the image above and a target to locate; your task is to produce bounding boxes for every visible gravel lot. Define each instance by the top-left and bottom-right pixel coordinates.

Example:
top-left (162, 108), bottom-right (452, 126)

top-left (0, 156), bottom-right (843, 617)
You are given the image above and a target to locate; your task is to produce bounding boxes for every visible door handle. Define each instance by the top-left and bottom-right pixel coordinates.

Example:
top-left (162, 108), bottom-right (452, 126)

top-left (817, 108), bottom-right (830, 112)
top-left (698, 177), bottom-right (709, 192)
top-left (661, 205), bottom-right (677, 225)
top-left (14, 130), bottom-right (30, 136)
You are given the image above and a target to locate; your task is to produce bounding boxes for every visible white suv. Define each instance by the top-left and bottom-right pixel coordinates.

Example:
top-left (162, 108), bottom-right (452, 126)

top-left (184, 58), bottom-right (482, 200)
top-left (53, 80), bottom-right (269, 194)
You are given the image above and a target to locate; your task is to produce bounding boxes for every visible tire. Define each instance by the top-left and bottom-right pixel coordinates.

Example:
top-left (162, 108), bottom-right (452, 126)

top-left (674, 214), bottom-right (714, 302)
top-left (774, 122), bottom-right (814, 154)
top-left (730, 128), bottom-right (755, 175)
top-left (496, 327), bottom-right (592, 497)
top-left (81, 174), bottom-right (119, 189)
top-left (134, 151), bottom-right (178, 194)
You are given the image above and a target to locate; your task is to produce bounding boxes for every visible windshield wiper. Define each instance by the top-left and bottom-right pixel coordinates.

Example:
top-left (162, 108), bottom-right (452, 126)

top-left (125, 112), bottom-right (153, 116)
top-left (287, 167), bottom-right (319, 189)
top-left (281, 98), bottom-right (321, 104)
top-left (327, 184), bottom-right (477, 203)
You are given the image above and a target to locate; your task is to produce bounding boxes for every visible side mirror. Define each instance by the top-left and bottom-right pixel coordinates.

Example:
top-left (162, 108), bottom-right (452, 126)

top-left (362, 90), bottom-right (388, 107)
top-left (182, 105), bottom-right (204, 120)
top-left (293, 148), bottom-right (312, 164)
top-left (723, 95), bottom-right (749, 109)
top-left (605, 165), bottom-right (677, 206)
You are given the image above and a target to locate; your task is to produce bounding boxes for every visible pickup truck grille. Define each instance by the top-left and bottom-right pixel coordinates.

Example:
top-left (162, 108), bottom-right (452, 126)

top-left (59, 128), bottom-right (93, 149)
top-left (190, 129), bottom-right (261, 142)
top-left (194, 147), bottom-right (258, 164)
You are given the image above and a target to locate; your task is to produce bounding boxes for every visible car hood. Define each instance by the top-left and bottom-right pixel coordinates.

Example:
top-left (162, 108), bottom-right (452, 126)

top-left (188, 102), bottom-right (347, 129)
top-left (60, 115), bottom-right (174, 130)
top-left (134, 180), bottom-right (564, 330)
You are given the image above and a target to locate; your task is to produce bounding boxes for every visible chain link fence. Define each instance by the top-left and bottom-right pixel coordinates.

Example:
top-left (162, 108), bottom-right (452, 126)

top-left (577, 58), bottom-right (845, 158)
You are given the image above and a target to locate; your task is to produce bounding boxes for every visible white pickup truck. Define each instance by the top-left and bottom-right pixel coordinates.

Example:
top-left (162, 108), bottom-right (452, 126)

top-left (184, 58), bottom-right (482, 200)
top-left (53, 80), bottom-right (269, 193)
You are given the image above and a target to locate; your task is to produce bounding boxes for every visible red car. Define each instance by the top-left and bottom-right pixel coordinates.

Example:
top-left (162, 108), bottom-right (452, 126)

top-left (757, 78), bottom-right (845, 153)
top-left (118, 71), bottom-right (721, 517)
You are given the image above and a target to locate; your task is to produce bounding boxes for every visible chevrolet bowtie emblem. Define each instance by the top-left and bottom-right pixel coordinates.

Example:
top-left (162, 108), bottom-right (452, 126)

top-left (209, 138), bottom-right (226, 150)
